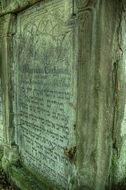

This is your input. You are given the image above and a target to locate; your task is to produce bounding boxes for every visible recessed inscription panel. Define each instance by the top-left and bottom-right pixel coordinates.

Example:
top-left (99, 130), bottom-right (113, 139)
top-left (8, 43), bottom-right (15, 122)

top-left (14, 0), bottom-right (76, 188)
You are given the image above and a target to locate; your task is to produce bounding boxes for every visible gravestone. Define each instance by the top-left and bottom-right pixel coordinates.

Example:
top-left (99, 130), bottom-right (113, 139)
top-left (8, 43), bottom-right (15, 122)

top-left (0, 0), bottom-right (123, 190)
top-left (13, 0), bottom-right (77, 189)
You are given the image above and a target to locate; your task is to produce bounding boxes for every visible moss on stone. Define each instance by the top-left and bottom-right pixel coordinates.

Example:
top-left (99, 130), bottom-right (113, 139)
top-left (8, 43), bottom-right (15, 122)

top-left (6, 163), bottom-right (65, 190)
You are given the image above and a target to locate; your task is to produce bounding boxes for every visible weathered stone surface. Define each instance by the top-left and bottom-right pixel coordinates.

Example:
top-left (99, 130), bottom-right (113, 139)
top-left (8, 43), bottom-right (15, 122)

top-left (0, 42), bottom-right (3, 147)
top-left (111, 1), bottom-right (126, 187)
top-left (0, 0), bottom-right (42, 16)
top-left (75, 1), bottom-right (120, 190)
top-left (75, 0), bottom-right (97, 10)
top-left (0, 14), bottom-right (19, 173)
top-left (13, 0), bottom-right (76, 189)
top-left (0, 17), bottom-right (3, 148)
top-left (0, 0), bottom-right (125, 190)
top-left (0, 81), bottom-right (3, 146)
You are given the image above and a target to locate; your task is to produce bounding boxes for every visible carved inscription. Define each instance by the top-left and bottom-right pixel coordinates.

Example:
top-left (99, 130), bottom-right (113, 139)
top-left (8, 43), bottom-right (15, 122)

top-left (14, 0), bottom-right (76, 188)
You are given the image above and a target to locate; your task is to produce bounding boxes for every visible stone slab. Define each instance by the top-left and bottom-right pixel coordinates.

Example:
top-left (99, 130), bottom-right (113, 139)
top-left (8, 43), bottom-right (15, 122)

top-left (13, 0), bottom-right (77, 189)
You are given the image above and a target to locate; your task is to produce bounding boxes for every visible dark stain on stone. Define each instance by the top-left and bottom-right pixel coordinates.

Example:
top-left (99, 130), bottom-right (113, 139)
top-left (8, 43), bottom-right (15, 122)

top-left (64, 146), bottom-right (76, 162)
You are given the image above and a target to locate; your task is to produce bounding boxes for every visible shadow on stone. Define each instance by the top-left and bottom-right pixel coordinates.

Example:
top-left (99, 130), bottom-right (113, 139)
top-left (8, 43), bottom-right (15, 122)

top-left (0, 169), bottom-right (19, 190)
top-left (75, 185), bottom-right (91, 190)
top-left (111, 179), bottom-right (126, 190)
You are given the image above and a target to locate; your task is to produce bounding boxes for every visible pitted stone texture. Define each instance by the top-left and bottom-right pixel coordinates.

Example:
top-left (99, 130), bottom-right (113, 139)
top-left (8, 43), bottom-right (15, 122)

top-left (13, 0), bottom-right (77, 189)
